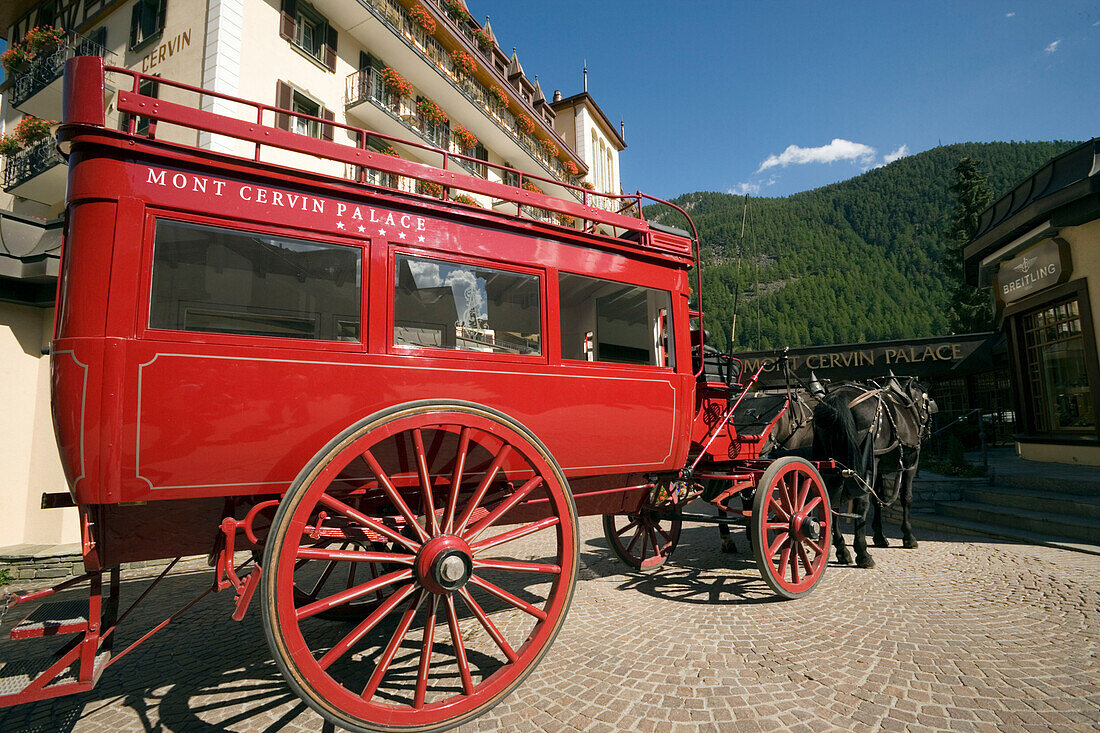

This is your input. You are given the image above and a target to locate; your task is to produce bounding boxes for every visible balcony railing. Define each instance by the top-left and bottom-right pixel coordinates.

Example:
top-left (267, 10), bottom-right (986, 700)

top-left (353, 0), bottom-right (577, 186)
top-left (2, 138), bottom-right (63, 191)
top-left (9, 31), bottom-right (114, 111)
top-left (346, 67), bottom-right (484, 178)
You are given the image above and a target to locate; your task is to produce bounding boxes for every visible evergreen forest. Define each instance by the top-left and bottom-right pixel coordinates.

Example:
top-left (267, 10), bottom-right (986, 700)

top-left (646, 141), bottom-right (1081, 352)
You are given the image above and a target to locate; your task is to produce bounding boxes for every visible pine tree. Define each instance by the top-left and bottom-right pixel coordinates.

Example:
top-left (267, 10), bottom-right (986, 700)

top-left (946, 157), bottom-right (994, 333)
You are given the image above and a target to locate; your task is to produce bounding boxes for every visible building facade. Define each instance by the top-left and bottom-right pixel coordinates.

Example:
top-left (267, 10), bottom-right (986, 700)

top-left (0, 0), bottom-right (627, 547)
top-left (964, 138), bottom-right (1100, 466)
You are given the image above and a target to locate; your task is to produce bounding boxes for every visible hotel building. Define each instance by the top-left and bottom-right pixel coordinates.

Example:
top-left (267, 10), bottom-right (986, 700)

top-left (0, 0), bottom-right (628, 549)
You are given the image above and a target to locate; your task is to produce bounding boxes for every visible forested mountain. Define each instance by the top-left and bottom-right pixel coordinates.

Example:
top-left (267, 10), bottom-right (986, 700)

top-left (647, 141), bottom-right (1081, 351)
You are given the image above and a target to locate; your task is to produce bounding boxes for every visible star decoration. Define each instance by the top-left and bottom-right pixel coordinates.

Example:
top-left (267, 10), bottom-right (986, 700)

top-left (378, 229), bottom-right (386, 236)
top-left (336, 221), bottom-right (345, 229)
top-left (357, 225), bottom-right (365, 232)
top-left (417, 235), bottom-right (425, 243)
top-left (398, 232), bottom-right (407, 239)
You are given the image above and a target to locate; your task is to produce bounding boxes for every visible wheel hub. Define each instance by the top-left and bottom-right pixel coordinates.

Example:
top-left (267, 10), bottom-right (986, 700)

top-left (416, 535), bottom-right (473, 594)
top-left (796, 515), bottom-right (822, 542)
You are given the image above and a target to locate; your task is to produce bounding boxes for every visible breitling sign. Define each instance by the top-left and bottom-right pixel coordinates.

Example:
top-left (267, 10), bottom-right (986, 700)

top-left (995, 238), bottom-right (1071, 305)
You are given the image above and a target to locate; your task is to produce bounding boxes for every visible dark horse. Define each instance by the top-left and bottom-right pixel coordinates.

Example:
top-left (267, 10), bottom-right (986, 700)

top-left (812, 377), bottom-right (936, 568)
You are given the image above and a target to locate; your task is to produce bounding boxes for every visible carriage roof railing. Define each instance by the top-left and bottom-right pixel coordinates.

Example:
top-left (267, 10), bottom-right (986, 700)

top-left (60, 57), bottom-right (699, 256)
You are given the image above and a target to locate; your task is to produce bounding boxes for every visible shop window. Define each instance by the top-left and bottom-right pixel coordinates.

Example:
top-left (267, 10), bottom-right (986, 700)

top-left (149, 219), bottom-right (361, 342)
top-left (129, 0), bottom-right (167, 51)
top-left (280, 0), bottom-right (337, 70)
top-left (394, 254), bottom-right (541, 355)
top-left (558, 273), bottom-right (673, 367)
top-left (1022, 298), bottom-right (1095, 433)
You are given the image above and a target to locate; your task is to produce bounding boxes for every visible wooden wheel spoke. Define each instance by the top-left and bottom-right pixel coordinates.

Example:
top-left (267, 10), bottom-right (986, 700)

top-left (455, 445), bottom-right (513, 535)
top-left (471, 516), bottom-right (559, 553)
top-left (789, 545), bottom-right (800, 584)
top-left (362, 448), bottom-right (431, 544)
top-left (797, 542), bottom-right (814, 578)
top-left (469, 576), bottom-right (548, 620)
top-left (463, 476), bottom-right (543, 542)
top-left (615, 518), bottom-right (640, 537)
top-left (625, 524), bottom-right (643, 555)
top-left (807, 538), bottom-right (826, 556)
top-left (412, 429), bottom-right (439, 536)
top-left (413, 595), bottom-right (439, 709)
top-left (777, 545), bottom-right (792, 581)
top-left (767, 531), bottom-right (789, 559)
top-left (318, 494), bottom-right (420, 553)
top-left (459, 588), bottom-right (518, 663)
top-left (361, 591), bottom-right (424, 700)
top-left (473, 559), bottom-right (561, 575)
top-left (654, 523), bottom-right (675, 545)
top-left (296, 568), bottom-right (412, 621)
top-left (803, 496), bottom-right (822, 514)
top-left (796, 475), bottom-right (810, 512)
top-left (769, 499), bottom-right (790, 521)
top-left (317, 583), bottom-right (417, 671)
top-left (444, 595), bottom-right (474, 696)
top-left (763, 521), bottom-right (787, 530)
top-left (646, 526), bottom-right (662, 558)
top-left (444, 427), bottom-right (471, 534)
top-left (295, 547), bottom-right (415, 565)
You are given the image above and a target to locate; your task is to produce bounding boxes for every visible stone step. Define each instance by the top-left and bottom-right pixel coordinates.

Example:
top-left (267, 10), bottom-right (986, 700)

top-left (960, 486), bottom-right (1100, 519)
top-left (990, 469), bottom-right (1100, 498)
top-left (909, 514), bottom-right (1100, 556)
top-left (935, 501), bottom-right (1100, 544)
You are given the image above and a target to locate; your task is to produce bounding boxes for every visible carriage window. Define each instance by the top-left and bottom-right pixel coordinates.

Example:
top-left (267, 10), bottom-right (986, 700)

top-left (559, 273), bottom-right (673, 367)
top-left (394, 254), bottom-right (541, 355)
top-left (149, 220), bottom-right (361, 341)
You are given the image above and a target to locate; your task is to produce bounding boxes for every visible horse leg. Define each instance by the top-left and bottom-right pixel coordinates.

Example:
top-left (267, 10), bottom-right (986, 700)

top-left (853, 492), bottom-right (875, 568)
top-left (718, 508), bottom-right (737, 553)
top-left (830, 489), bottom-right (852, 565)
top-left (901, 465), bottom-right (919, 549)
top-left (872, 477), bottom-right (889, 548)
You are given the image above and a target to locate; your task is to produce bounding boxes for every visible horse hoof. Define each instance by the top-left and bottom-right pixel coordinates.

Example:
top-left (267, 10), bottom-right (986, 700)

top-left (903, 538), bottom-right (919, 549)
top-left (856, 555), bottom-right (876, 569)
top-left (873, 537), bottom-right (889, 548)
top-left (721, 539), bottom-right (738, 554)
top-left (836, 552), bottom-right (852, 565)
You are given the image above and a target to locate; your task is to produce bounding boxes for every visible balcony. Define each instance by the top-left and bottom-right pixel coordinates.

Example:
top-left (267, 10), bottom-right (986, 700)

top-left (341, 0), bottom-right (577, 189)
top-left (8, 31), bottom-right (114, 118)
top-left (346, 68), bottom-right (484, 178)
top-left (2, 139), bottom-right (66, 204)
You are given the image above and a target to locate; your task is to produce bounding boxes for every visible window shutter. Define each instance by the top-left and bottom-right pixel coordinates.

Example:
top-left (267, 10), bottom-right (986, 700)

top-left (155, 0), bottom-right (168, 35)
top-left (359, 51), bottom-right (371, 71)
top-left (275, 81), bottom-right (292, 130)
top-left (129, 2), bottom-right (141, 48)
top-left (279, 0), bottom-right (297, 40)
top-left (324, 24), bottom-right (338, 71)
top-left (321, 107), bottom-right (335, 141)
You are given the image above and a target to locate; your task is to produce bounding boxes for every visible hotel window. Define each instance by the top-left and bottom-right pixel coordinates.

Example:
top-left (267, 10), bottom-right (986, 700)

top-left (274, 81), bottom-right (334, 140)
top-left (120, 76), bottom-right (159, 135)
top-left (279, 0), bottom-right (338, 71)
top-left (1021, 298), bottom-right (1095, 433)
top-left (129, 0), bottom-right (167, 51)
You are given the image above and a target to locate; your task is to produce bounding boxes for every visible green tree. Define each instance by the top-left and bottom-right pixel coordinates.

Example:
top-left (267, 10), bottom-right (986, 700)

top-left (946, 157), bottom-right (994, 333)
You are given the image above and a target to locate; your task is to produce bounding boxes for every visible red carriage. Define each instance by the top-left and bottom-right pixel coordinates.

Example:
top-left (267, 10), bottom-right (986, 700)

top-left (0, 57), bottom-right (834, 732)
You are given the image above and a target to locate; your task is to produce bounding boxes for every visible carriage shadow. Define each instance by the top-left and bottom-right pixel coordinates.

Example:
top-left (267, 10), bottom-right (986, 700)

top-left (0, 558), bottom-right (566, 733)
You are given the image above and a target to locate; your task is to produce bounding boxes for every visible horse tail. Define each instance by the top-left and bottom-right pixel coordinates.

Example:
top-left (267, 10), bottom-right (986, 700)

top-left (813, 391), bottom-right (866, 496)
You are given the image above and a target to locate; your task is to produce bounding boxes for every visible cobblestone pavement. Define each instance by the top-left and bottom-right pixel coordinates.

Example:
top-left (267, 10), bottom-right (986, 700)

top-left (1, 516), bottom-right (1097, 732)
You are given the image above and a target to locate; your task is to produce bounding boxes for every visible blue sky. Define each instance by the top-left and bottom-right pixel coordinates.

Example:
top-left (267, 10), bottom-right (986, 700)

top-left (478, 0), bottom-right (1099, 199)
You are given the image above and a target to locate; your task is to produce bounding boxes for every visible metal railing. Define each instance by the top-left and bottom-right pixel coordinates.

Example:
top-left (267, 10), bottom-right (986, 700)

top-left (9, 30), bottom-right (114, 110)
top-left (2, 138), bottom-right (63, 190)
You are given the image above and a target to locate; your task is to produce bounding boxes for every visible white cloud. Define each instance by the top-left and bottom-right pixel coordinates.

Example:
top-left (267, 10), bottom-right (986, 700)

top-left (1045, 39), bottom-right (1061, 53)
top-left (1005, 11), bottom-right (1015, 17)
top-left (883, 144), bottom-right (910, 164)
top-left (729, 182), bottom-right (760, 195)
top-left (756, 138), bottom-right (877, 172)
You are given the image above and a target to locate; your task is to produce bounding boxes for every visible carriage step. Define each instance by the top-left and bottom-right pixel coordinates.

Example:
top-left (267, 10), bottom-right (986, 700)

top-left (0, 649), bottom-right (110, 700)
top-left (10, 599), bottom-right (89, 640)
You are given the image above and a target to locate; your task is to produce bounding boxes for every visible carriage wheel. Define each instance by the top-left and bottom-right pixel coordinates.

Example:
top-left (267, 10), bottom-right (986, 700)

top-left (750, 456), bottom-right (831, 600)
top-left (262, 400), bottom-right (578, 733)
top-left (602, 485), bottom-right (682, 571)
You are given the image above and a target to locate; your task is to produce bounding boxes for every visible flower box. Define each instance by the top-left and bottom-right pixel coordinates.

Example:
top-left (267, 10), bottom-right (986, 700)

top-left (452, 124), bottom-right (478, 150)
top-left (417, 98), bottom-right (448, 126)
top-left (380, 67), bottom-right (413, 98)
top-left (408, 4), bottom-right (436, 34)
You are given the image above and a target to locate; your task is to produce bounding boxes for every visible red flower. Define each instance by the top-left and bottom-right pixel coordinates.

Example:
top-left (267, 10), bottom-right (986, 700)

top-left (489, 85), bottom-right (509, 109)
top-left (408, 4), bottom-right (436, 33)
